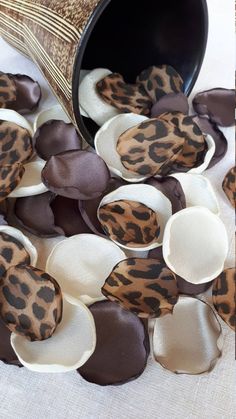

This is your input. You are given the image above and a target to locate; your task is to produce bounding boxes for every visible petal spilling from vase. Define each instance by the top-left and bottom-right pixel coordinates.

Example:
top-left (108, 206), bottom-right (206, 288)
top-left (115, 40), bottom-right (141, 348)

top-left (95, 113), bottom-right (149, 182)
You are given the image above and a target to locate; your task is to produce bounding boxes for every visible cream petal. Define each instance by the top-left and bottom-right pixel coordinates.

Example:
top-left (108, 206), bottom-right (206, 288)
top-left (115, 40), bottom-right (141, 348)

top-left (0, 225), bottom-right (37, 266)
top-left (163, 207), bottom-right (228, 284)
top-left (78, 70), bottom-right (91, 117)
top-left (0, 108), bottom-right (33, 136)
top-left (11, 296), bottom-right (96, 373)
top-left (79, 69), bottom-right (120, 126)
top-left (46, 234), bottom-right (126, 305)
top-left (33, 104), bottom-right (71, 133)
top-left (95, 114), bottom-right (149, 182)
top-left (189, 134), bottom-right (216, 174)
top-left (152, 296), bottom-right (222, 375)
top-left (98, 184), bottom-right (172, 250)
top-left (171, 173), bottom-right (220, 215)
top-left (8, 160), bottom-right (48, 198)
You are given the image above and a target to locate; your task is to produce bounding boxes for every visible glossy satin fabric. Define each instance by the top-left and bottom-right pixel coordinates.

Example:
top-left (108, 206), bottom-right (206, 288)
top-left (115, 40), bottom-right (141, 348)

top-left (78, 301), bottom-right (150, 386)
top-left (152, 296), bottom-right (222, 374)
top-left (8, 74), bottom-right (41, 114)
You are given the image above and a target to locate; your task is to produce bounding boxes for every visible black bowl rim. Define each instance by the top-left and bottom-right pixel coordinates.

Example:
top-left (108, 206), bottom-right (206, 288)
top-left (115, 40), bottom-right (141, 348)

top-left (72, 0), bottom-right (209, 147)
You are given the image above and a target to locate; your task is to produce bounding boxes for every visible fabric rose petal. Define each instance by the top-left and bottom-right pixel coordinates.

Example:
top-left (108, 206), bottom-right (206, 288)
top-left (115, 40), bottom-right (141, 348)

top-left (171, 173), bottom-right (220, 215)
top-left (193, 88), bottom-right (235, 127)
top-left (79, 69), bottom-right (120, 126)
top-left (98, 184), bottom-right (172, 251)
top-left (42, 150), bottom-right (110, 200)
top-left (102, 258), bottom-right (179, 318)
top-left (152, 296), bottom-right (223, 374)
top-left (212, 268), bottom-right (235, 331)
top-left (11, 295), bottom-right (96, 373)
top-left (95, 113), bottom-right (149, 182)
top-left (78, 300), bottom-right (150, 386)
top-left (222, 167), bottom-right (235, 208)
top-left (0, 72), bottom-right (41, 114)
top-left (46, 234), bottom-right (126, 305)
top-left (163, 207), bottom-right (228, 284)
top-left (0, 265), bottom-right (63, 341)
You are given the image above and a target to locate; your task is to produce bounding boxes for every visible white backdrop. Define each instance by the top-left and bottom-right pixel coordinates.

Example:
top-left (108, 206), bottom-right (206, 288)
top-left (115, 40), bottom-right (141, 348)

top-left (0, 0), bottom-right (235, 418)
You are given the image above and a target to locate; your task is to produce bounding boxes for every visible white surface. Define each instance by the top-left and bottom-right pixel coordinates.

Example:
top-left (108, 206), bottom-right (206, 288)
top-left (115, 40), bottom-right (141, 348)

top-left (0, 0), bottom-right (235, 417)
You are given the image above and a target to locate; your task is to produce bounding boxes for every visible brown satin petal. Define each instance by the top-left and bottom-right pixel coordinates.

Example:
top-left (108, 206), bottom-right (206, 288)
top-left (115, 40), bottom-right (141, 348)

top-left (0, 120), bottom-right (33, 165)
top-left (151, 93), bottom-right (189, 118)
top-left (193, 88), bottom-right (235, 127)
top-left (148, 246), bottom-right (213, 295)
top-left (212, 268), bottom-right (235, 330)
top-left (194, 115), bottom-right (228, 168)
top-left (0, 73), bottom-right (16, 108)
top-left (34, 120), bottom-right (82, 160)
top-left (158, 113), bottom-right (207, 173)
top-left (0, 164), bottom-right (25, 202)
top-left (102, 258), bottom-right (178, 318)
top-left (0, 318), bottom-right (21, 366)
top-left (137, 65), bottom-right (184, 102)
top-left (96, 73), bottom-right (152, 115)
top-left (51, 195), bottom-right (92, 237)
top-left (152, 296), bottom-right (222, 374)
top-left (0, 231), bottom-right (31, 278)
top-left (78, 301), bottom-right (150, 386)
top-left (0, 265), bottom-right (63, 341)
top-left (146, 177), bottom-right (186, 214)
top-left (79, 178), bottom-right (126, 236)
top-left (99, 200), bottom-right (160, 248)
top-left (7, 73), bottom-right (41, 114)
top-left (42, 150), bottom-right (111, 200)
top-left (14, 192), bottom-right (63, 238)
top-left (222, 167), bottom-right (236, 208)
top-left (117, 118), bottom-right (185, 177)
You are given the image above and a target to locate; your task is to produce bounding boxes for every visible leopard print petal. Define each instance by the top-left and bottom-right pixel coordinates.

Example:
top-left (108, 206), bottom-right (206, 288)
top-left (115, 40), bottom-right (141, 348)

top-left (102, 258), bottom-right (179, 318)
top-left (0, 73), bottom-right (16, 109)
top-left (158, 113), bottom-right (207, 172)
top-left (96, 73), bottom-right (152, 115)
top-left (0, 265), bottom-right (63, 341)
top-left (137, 65), bottom-right (184, 102)
top-left (0, 164), bottom-right (25, 202)
top-left (222, 167), bottom-right (236, 208)
top-left (212, 268), bottom-right (235, 331)
top-left (99, 200), bottom-right (160, 248)
top-left (116, 118), bottom-right (185, 176)
top-left (0, 120), bottom-right (33, 165)
top-left (0, 231), bottom-right (31, 278)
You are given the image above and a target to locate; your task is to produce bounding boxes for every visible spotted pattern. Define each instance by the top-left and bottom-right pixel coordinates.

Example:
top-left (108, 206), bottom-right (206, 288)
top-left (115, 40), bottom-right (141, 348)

top-left (0, 73), bottom-right (16, 109)
top-left (0, 265), bottom-right (63, 341)
top-left (137, 65), bottom-right (184, 102)
top-left (222, 167), bottom-right (235, 208)
top-left (117, 118), bottom-right (185, 177)
top-left (158, 113), bottom-right (207, 171)
top-left (0, 164), bottom-right (25, 202)
top-left (102, 258), bottom-right (179, 318)
top-left (96, 73), bottom-right (152, 115)
top-left (99, 200), bottom-right (160, 248)
top-left (0, 232), bottom-right (31, 278)
top-left (0, 120), bottom-right (33, 166)
top-left (212, 268), bottom-right (235, 331)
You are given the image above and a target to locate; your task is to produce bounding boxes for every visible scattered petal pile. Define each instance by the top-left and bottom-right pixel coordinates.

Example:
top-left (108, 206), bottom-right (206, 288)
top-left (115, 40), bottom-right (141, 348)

top-left (0, 64), bottom-right (234, 385)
